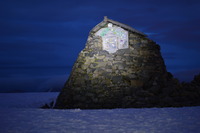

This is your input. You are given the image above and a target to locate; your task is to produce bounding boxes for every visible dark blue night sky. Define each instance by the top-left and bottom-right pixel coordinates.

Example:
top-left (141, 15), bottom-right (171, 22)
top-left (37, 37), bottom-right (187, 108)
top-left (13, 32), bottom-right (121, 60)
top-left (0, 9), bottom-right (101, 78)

top-left (0, 0), bottom-right (200, 92)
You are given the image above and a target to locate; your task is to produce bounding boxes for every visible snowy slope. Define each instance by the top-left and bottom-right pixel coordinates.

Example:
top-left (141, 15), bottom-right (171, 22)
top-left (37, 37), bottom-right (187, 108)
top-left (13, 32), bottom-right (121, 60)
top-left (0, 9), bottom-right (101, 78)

top-left (0, 92), bottom-right (200, 133)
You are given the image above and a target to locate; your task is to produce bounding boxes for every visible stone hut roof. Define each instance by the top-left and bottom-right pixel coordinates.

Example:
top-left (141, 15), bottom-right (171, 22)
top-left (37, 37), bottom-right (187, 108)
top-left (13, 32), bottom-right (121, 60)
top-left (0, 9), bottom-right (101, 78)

top-left (90, 16), bottom-right (147, 36)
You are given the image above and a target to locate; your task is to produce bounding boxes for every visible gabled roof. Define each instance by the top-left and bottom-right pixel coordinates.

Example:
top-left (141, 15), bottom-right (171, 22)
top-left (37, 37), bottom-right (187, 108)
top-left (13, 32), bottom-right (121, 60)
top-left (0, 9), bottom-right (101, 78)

top-left (90, 16), bottom-right (147, 36)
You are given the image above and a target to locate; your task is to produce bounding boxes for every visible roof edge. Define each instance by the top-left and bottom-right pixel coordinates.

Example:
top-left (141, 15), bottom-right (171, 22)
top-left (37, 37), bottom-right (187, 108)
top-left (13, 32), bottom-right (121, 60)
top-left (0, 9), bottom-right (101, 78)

top-left (90, 16), bottom-right (147, 36)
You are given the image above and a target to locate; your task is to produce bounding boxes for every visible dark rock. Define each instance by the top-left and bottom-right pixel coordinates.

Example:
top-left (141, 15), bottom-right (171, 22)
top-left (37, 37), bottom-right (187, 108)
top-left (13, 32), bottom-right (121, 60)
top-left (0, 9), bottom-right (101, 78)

top-left (160, 96), bottom-right (174, 107)
top-left (112, 76), bottom-right (122, 84)
top-left (148, 86), bottom-right (161, 94)
top-left (191, 73), bottom-right (200, 85)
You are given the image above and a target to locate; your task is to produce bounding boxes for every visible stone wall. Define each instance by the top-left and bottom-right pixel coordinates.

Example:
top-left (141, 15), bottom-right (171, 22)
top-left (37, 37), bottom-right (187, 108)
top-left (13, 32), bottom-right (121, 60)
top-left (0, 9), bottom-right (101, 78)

top-left (54, 19), bottom-right (200, 109)
top-left (55, 21), bottom-right (179, 109)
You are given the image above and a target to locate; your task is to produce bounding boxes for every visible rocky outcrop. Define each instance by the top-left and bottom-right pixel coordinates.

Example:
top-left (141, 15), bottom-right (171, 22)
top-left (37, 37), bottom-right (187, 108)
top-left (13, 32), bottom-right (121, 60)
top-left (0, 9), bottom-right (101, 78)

top-left (174, 73), bottom-right (200, 107)
top-left (54, 17), bottom-right (200, 109)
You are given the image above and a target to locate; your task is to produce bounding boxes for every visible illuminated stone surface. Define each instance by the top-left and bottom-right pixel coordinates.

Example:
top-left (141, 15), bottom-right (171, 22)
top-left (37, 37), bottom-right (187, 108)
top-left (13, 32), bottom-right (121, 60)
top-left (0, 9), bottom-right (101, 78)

top-left (95, 23), bottom-right (128, 53)
top-left (55, 17), bottom-right (182, 109)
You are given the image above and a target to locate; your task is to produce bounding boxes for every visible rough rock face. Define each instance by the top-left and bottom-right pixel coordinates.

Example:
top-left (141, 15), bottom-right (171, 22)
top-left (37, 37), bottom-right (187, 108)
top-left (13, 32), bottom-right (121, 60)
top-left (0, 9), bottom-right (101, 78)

top-left (54, 17), bottom-right (180, 109)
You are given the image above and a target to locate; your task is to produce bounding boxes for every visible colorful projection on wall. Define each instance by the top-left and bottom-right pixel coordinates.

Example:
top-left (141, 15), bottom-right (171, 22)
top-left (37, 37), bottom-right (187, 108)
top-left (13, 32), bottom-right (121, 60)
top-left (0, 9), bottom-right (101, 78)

top-left (95, 23), bottom-right (129, 53)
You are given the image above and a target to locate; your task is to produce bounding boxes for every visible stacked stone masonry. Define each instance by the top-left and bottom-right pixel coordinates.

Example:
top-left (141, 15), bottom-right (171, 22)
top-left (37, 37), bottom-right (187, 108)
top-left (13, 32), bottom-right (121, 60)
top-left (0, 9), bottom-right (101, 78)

top-left (54, 17), bottom-right (200, 109)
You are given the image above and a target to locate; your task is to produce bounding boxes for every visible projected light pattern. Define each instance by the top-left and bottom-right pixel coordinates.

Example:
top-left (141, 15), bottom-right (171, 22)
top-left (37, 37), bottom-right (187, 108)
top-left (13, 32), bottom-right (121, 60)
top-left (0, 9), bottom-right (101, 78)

top-left (95, 23), bottom-right (128, 53)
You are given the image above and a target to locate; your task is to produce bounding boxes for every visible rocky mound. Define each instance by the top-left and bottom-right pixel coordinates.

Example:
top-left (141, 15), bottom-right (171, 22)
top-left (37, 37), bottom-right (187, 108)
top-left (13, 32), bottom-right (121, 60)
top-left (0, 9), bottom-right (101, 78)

top-left (54, 17), bottom-right (200, 109)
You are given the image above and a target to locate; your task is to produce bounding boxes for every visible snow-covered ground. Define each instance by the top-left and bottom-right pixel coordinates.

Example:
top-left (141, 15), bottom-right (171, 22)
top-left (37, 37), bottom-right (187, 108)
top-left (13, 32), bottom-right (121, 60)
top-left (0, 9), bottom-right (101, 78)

top-left (0, 93), bottom-right (200, 133)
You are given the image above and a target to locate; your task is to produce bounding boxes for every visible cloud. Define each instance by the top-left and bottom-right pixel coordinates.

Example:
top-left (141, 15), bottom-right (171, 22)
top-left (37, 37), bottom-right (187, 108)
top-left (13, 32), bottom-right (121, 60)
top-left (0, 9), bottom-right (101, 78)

top-left (173, 68), bottom-right (200, 82)
top-left (0, 74), bottom-right (68, 92)
top-left (0, 66), bottom-right (70, 92)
